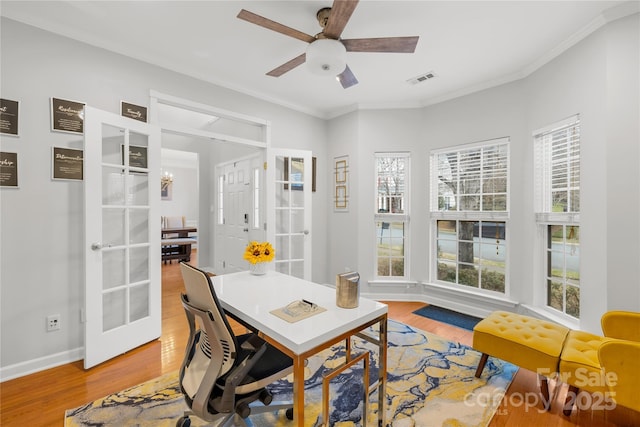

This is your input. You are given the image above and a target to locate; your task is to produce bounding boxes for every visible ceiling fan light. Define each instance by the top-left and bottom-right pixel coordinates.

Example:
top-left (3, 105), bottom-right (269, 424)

top-left (306, 39), bottom-right (347, 76)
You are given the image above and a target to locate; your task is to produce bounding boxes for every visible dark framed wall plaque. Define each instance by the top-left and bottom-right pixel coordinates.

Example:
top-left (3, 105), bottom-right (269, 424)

top-left (51, 97), bottom-right (85, 134)
top-left (120, 101), bottom-right (147, 123)
top-left (121, 145), bottom-right (148, 168)
top-left (0, 98), bottom-right (19, 136)
top-left (52, 147), bottom-right (83, 181)
top-left (0, 152), bottom-right (18, 187)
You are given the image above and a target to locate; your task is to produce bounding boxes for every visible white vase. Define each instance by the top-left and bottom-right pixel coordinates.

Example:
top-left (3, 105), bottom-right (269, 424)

top-left (249, 262), bottom-right (267, 275)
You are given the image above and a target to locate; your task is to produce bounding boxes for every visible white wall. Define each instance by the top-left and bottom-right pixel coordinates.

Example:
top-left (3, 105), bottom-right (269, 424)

top-left (327, 111), bottom-right (360, 280)
top-left (326, 13), bottom-right (640, 333)
top-left (603, 14), bottom-right (640, 312)
top-left (160, 166), bottom-right (199, 225)
top-left (0, 18), bottom-right (328, 379)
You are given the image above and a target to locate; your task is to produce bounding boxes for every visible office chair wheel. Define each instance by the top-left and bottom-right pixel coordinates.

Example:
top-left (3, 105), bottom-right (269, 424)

top-left (258, 389), bottom-right (273, 405)
top-left (175, 415), bottom-right (191, 427)
top-left (236, 401), bottom-right (251, 419)
top-left (286, 408), bottom-right (294, 420)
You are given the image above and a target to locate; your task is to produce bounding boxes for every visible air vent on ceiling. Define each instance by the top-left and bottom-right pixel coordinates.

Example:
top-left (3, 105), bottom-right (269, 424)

top-left (407, 71), bottom-right (436, 85)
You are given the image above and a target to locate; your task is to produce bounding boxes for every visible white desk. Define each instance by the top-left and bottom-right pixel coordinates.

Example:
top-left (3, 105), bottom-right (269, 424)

top-left (210, 270), bottom-right (388, 426)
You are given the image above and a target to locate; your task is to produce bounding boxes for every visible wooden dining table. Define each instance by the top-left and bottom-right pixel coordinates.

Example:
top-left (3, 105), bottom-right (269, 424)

top-left (161, 227), bottom-right (197, 239)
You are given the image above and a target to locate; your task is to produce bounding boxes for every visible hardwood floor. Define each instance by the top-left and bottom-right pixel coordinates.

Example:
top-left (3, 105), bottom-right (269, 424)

top-left (1, 256), bottom-right (637, 426)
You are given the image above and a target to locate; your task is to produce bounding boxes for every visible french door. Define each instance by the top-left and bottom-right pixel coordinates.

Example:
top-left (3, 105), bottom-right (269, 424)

top-left (83, 106), bottom-right (161, 369)
top-left (267, 149), bottom-right (313, 280)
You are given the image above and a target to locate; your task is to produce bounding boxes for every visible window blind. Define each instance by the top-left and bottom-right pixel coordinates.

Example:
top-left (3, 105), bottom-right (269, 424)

top-left (431, 138), bottom-right (509, 212)
top-left (534, 116), bottom-right (580, 214)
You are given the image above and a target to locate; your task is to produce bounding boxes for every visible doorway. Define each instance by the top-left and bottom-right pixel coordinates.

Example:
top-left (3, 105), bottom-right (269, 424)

top-left (214, 154), bottom-right (265, 274)
top-left (151, 91), bottom-right (313, 280)
top-left (160, 147), bottom-right (199, 264)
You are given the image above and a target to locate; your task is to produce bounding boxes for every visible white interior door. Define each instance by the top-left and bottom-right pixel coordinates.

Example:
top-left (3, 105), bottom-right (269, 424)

top-left (223, 160), bottom-right (250, 272)
top-left (84, 106), bottom-right (161, 369)
top-left (266, 149), bottom-right (312, 280)
top-left (214, 155), bottom-right (264, 273)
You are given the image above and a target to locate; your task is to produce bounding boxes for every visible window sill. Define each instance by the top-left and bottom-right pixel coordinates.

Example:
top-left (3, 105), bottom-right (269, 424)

top-left (520, 304), bottom-right (580, 330)
top-left (368, 279), bottom-right (419, 287)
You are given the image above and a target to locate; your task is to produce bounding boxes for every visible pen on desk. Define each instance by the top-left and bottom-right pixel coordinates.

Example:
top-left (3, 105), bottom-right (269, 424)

top-left (302, 299), bottom-right (316, 308)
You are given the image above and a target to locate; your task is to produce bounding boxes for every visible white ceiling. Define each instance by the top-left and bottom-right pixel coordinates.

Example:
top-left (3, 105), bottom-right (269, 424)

top-left (2, 1), bottom-right (636, 119)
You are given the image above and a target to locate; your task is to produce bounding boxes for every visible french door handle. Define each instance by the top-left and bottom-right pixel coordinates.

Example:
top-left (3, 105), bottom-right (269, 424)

top-left (91, 242), bottom-right (112, 251)
top-left (301, 230), bottom-right (309, 235)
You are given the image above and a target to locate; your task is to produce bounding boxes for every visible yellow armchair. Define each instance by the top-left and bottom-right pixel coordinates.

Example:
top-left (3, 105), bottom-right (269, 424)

top-left (601, 310), bottom-right (640, 342)
top-left (598, 339), bottom-right (640, 412)
top-left (599, 311), bottom-right (640, 413)
top-left (560, 310), bottom-right (640, 416)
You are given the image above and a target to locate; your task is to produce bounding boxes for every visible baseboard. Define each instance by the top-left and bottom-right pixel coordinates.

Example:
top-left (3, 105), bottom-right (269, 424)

top-left (419, 282), bottom-right (518, 318)
top-left (362, 281), bottom-right (519, 319)
top-left (0, 347), bottom-right (83, 382)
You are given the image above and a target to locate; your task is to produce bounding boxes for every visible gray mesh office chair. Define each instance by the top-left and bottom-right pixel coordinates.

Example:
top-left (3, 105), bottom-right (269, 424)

top-left (177, 262), bottom-right (293, 427)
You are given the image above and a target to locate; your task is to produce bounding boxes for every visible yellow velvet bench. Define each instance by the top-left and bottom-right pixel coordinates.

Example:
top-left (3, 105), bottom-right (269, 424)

top-left (473, 311), bottom-right (570, 409)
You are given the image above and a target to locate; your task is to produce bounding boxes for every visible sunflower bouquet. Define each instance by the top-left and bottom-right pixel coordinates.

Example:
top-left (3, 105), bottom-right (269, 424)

top-left (243, 241), bottom-right (275, 265)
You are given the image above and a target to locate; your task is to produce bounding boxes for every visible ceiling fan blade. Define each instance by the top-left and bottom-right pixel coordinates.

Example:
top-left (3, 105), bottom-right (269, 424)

top-left (266, 53), bottom-right (307, 77)
top-left (237, 9), bottom-right (316, 43)
top-left (323, 0), bottom-right (359, 39)
top-left (342, 36), bottom-right (419, 53)
top-left (337, 65), bottom-right (358, 89)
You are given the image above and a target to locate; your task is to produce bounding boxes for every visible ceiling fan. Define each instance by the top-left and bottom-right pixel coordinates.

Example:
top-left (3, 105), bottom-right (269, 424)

top-left (237, 0), bottom-right (419, 89)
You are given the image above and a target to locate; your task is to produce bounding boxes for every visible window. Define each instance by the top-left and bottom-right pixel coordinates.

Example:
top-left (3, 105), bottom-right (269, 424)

top-left (217, 174), bottom-right (224, 225)
top-left (534, 115), bottom-right (580, 318)
top-left (375, 153), bottom-right (410, 278)
top-left (253, 167), bottom-right (260, 229)
top-left (430, 138), bottom-right (509, 292)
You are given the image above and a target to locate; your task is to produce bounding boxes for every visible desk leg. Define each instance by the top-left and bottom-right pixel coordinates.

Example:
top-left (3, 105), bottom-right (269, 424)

top-left (293, 355), bottom-right (305, 427)
top-left (378, 315), bottom-right (388, 427)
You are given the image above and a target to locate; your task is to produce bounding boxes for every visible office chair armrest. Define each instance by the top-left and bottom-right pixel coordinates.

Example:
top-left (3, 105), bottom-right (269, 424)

top-left (240, 334), bottom-right (266, 352)
top-left (216, 337), bottom-right (268, 414)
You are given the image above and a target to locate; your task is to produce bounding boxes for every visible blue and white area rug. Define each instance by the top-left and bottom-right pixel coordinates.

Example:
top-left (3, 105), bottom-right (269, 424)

top-left (65, 320), bottom-right (516, 427)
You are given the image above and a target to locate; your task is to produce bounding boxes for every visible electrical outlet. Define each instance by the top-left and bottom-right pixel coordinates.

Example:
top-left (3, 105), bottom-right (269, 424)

top-left (47, 314), bottom-right (60, 332)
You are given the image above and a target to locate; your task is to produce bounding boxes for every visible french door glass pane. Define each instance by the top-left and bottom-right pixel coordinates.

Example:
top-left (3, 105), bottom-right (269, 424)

top-left (129, 246), bottom-right (149, 283)
top-left (291, 186), bottom-right (304, 208)
top-left (276, 209), bottom-right (289, 233)
top-left (103, 208), bottom-right (125, 246)
top-left (101, 124), bottom-right (124, 165)
top-left (291, 234), bottom-right (304, 255)
top-left (276, 183), bottom-right (290, 207)
top-left (276, 235), bottom-right (288, 260)
top-left (130, 209), bottom-right (149, 244)
top-left (130, 283), bottom-right (150, 322)
top-left (128, 172), bottom-right (149, 206)
top-left (103, 289), bottom-right (126, 332)
top-left (103, 249), bottom-right (126, 290)
top-left (291, 209), bottom-right (304, 232)
top-left (103, 168), bottom-right (125, 206)
top-left (290, 261), bottom-right (304, 279)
